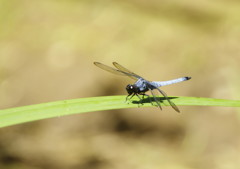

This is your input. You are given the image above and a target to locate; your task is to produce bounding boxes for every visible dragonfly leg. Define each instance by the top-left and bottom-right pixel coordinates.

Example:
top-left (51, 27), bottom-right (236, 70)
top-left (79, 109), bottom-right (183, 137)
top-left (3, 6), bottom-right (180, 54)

top-left (125, 93), bottom-right (135, 103)
top-left (141, 93), bottom-right (147, 99)
top-left (143, 93), bottom-right (154, 106)
top-left (139, 93), bottom-right (153, 105)
top-left (126, 93), bottom-right (144, 107)
top-left (126, 93), bottom-right (142, 107)
top-left (135, 94), bottom-right (144, 105)
top-left (125, 95), bottom-right (130, 102)
top-left (149, 89), bottom-right (162, 110)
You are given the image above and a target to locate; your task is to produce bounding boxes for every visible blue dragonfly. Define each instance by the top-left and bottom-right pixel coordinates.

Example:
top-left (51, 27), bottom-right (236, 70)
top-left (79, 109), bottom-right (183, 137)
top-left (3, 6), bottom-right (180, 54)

top-left (94, 62), bottom-right (191, 112)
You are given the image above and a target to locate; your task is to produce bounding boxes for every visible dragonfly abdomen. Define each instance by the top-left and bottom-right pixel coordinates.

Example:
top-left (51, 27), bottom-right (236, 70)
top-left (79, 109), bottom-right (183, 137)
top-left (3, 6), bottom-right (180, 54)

top-left (151, 77), bottom-right (191, 87)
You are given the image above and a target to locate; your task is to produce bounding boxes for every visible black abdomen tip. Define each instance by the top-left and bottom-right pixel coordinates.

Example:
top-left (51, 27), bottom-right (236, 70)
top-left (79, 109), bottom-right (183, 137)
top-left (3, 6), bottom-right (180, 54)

top-left (185, 77), bottom-right (191, 80)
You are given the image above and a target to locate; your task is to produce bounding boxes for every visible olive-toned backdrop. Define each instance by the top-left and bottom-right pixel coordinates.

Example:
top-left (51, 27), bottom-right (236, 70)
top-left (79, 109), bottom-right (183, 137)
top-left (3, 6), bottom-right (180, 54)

top-left (0, 0), bottom-right (239, 169)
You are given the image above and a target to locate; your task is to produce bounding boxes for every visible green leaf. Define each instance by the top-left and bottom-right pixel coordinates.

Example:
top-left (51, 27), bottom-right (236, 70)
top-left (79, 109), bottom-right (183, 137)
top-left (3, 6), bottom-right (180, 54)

top-left (0, 96), bottom-right (239, 128)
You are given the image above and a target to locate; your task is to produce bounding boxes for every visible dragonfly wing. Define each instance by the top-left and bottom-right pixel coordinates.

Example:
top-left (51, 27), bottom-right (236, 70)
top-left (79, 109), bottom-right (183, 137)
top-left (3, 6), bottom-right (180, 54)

top-left (94, 62), bottom-right (137, 78)
top-left (149, 88), bottom-right (162, 110)
top-left (112, 62), bottom-right (142, 80)
top-left (153, 87), bottom-right (180, 113)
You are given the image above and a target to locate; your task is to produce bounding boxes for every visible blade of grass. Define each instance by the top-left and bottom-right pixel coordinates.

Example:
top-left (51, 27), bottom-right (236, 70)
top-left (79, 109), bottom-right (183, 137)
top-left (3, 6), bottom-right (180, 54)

top-left (0, 96), bottom-right (239, 128)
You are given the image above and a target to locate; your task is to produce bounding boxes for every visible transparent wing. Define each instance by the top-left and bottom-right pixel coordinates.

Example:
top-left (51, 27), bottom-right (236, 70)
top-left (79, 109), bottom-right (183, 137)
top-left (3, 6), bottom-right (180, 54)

top-left (149, 88), bottom-right (162, 110)
top-left (153, 87), bottom-right (180, 113)
top-left (94, 62), bottom-right (139, 80)
top-left (112, 62), bottom-right (142, 80)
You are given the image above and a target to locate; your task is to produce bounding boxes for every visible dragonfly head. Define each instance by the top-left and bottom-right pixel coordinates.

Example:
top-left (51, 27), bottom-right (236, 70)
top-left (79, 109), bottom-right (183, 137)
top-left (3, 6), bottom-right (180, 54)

top-left (126, 84), bottom-right (138, 95)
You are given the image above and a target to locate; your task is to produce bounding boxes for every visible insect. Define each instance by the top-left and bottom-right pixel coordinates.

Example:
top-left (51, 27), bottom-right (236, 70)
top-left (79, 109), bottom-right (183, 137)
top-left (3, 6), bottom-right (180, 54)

top-left (94, 62), bottom-right (191, 112)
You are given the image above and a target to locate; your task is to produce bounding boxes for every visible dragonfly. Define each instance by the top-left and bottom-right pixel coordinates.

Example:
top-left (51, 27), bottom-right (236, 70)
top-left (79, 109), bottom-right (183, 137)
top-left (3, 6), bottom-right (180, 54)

top-left (94, 62), bottom-right (191, 112)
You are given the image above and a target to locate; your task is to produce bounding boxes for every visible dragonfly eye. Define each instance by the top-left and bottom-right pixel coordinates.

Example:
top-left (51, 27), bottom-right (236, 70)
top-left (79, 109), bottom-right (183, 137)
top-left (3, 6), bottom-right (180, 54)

top-left (126, 84), bottom-right (134, 94)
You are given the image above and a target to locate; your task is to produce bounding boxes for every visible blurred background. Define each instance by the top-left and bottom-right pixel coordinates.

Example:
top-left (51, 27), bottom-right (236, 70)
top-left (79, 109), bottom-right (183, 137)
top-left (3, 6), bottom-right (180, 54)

top-left (0, 0), bottom-right (240, 168)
